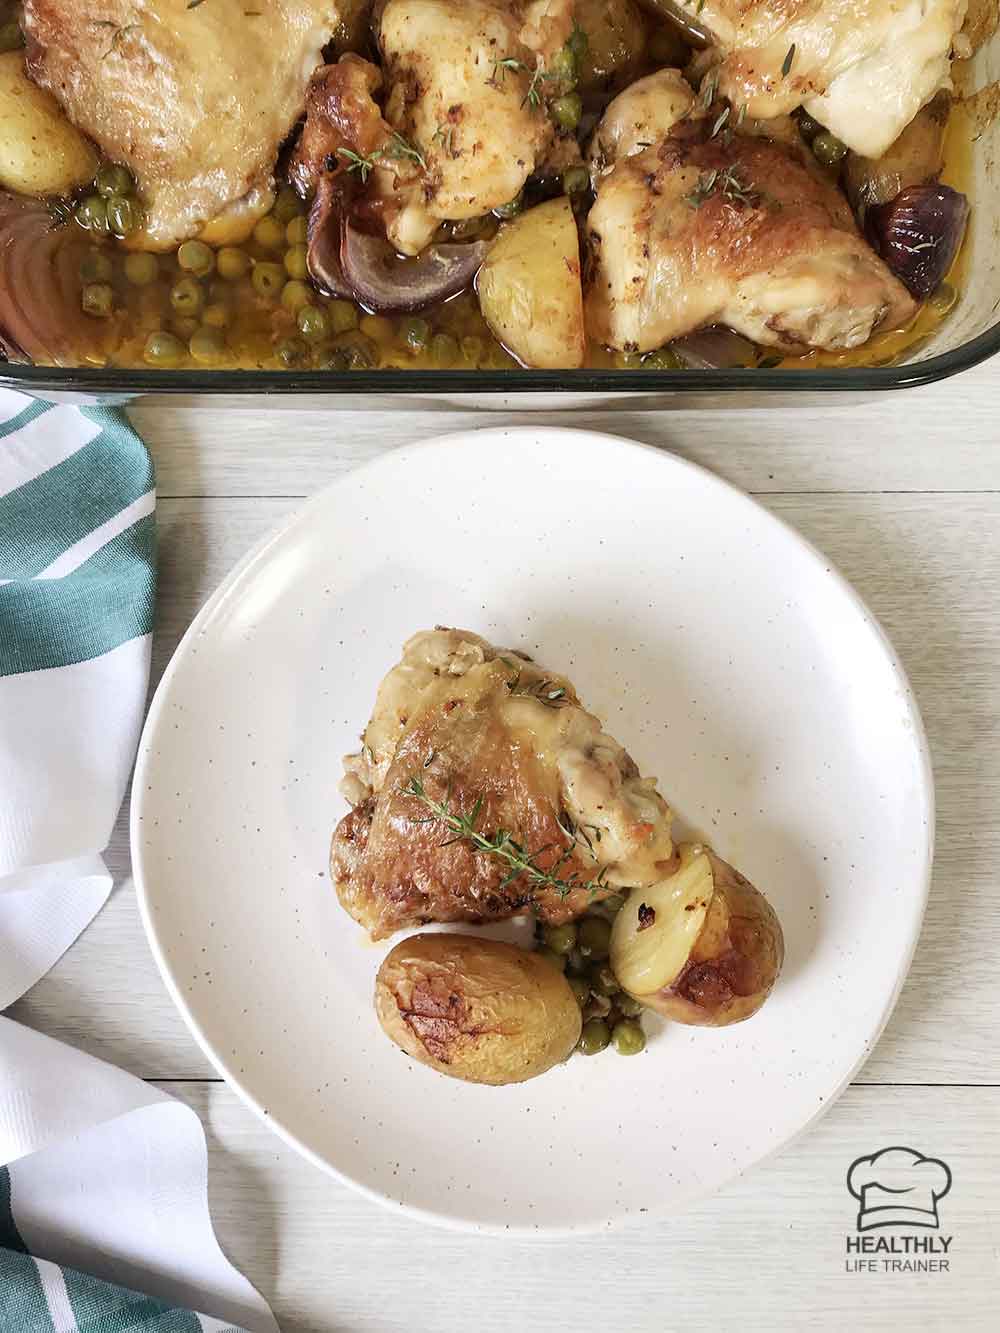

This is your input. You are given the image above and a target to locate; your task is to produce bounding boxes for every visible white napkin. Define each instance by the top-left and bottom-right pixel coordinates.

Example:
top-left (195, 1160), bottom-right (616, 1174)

top-left (0, 390), bottom-right (278, 1331)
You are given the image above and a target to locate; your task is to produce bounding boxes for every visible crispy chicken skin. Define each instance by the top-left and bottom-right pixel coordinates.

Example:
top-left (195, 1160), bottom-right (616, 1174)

top-left (691, 0), bottom-right (967, 158)
top-left (331, 629), bottom-right (676, 941)
top-left (585, 121), bottom-right (916, 353)
top-left (22, 0), bottom-right (338, 250)
top-left (375, 0), bottom-right (572, 253)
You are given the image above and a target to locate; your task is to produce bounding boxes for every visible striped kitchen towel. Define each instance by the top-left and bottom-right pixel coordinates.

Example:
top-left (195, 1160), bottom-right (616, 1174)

top-left (0, 388), bottom-right (155, 1006)
top-left (0, 391), bottom-right (278, 1333)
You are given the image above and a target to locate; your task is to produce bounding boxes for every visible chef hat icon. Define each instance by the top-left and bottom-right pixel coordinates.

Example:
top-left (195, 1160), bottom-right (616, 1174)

top-left (847, 1147), bottom-right (951, 1230)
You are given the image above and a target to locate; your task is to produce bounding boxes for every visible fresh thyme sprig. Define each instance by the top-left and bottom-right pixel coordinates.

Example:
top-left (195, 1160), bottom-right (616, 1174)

top-left (684, 163), bottom-right (761, 210)
top-left (498, 658), bottom-right (568, 708)
top-left (401, 774), bottom-right (612, 900)
top-left (383, 131), bottom-right (426, 169)
top-left (337, 132), bottom-right (425, 183)
top-left (488, 56), bottom-right (528, 87)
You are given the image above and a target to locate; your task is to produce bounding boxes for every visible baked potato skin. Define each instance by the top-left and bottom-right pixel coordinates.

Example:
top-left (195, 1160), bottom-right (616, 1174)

top-left (0, 52), bottom-right (98, 198)
top-left (640, 851), bottom-right (783, 1026)
top-left (375, 933), bottom-right (582, 1084)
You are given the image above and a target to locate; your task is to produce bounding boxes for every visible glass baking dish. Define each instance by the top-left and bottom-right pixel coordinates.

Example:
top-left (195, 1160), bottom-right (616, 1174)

top-left (3, 25), bottom-right (997, 407)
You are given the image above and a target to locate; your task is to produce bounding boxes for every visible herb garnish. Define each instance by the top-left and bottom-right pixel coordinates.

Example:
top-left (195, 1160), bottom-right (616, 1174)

top-left (337, 132), bottom-right (425, 182)
top-left (781, 43), bottom-right (796, 78)
top-left (488, 56), bottom-right (528, 87)
top-left (684, 164), bottom-right (761, 210)
top-left (401, 773), bottom-right (613, 900)
top-left (384, 131), bottom-right (426, 169)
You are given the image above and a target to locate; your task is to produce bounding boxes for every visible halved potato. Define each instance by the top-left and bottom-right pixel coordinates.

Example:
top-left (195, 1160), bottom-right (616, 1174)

top-left (0, 52), bottom-right (98, 197)
top-left (476, 196), bottom-right (585, 369)
top-left (375, 933), bottom-right (582, 1084)
top-left (611, 844), bottom-right (784, 1026)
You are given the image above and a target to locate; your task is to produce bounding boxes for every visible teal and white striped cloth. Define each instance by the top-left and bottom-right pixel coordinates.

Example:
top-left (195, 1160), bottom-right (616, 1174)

top-left (0, 391), bottom-right (277, 1333)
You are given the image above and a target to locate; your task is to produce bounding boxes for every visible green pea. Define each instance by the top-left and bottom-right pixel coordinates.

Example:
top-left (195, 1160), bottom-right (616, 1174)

top-left (401, 315), bottom-right (430, 350)
top-left (253, 215), bottom-right (286, 251)
top-left (577, 915), bottom-right (611, 960)
top-left (612, 1018), bottom-right (646, 1055)
top-left (536, 946), bottom-right (567, 972)
top-left (76, 195), bottom-right (109, 234)
top-left (95, 163), bottom-right (134, 198)
top-left (796, 110), bottom-right (824, 143)
top-left (643, 347), bottom-right (682, 370)
top-left (106, 195), bottom-right (140, 237)
top-left (565, 947), bottom-right (587, 976)
top-left (217, 247), bottom-right (251, 281)
top-left (550, 92), bottom-right (582, 132)
top-left (548, 44), bottom-right (577, 86)
top-left (124, 251), bottom-right (159, 286)
top-left (177, 240), bottom-right (215, 277)
top-left (275, 336), bottom-right (308, 367)
top-left (0, 18), bottom-right (24, 52)
top-left (326, 331), bottom-right (379, 369)
top-left (283, 243), bottom-right (309, 281)
top-left (578, 1017), bottom-right (611, 1055)
top-left (812, 131), bottom-right (847, 167)
top-left (271, 185), bottom-right (303, 224)
top-left (202, 301), bottom-right (231, 330)
top-left (616, 993), bottom-right (643, 1018)
top-left (189, 326), bottom-right (226, 365)
top-left (79, 249), bottom-right (113, 284)
top-left (494, 191), bottom-right (524, 219)
top-left (328, 299), bottom-right (360, 334)
top-left (171, 314), bottom-right (200, 340)
top-left (285, 215), bottom-right (308, 246)
top-left (590, 963), bottom-right (620, 996)
top-left (251, 261), bottom-right (286, 299)
top-left (297, 303), bottom-right (331, 342)
top-left (280, 278), bottom-right (313, 312)
top-left (430, 331), bottom-right (458, 365)
top-left (81, 283), bottom-right (114, 319)
top-left (542, 922), bottom-right (577, 955)
top-left (170, 276), bottom-right (204, 315)
top-left (562, 164), bottom-right (590, 196)
top-left (568, 975), bottom-right (591, 1006)
top-left (143, 331), bottom-right (184, 367)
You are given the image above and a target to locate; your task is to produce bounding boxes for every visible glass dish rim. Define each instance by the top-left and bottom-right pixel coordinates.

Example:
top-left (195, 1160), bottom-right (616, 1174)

top-left (3, 311), bottom-right (998, 395)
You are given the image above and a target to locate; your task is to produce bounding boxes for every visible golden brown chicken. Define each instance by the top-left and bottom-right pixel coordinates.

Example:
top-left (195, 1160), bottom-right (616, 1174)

top-left (22, 0), bottom-right (339, 249)
top-left (585, 120), bottom-right (916, 353)
top-left (685, 0), bottom-right (967, 158)
top-left (331, 629), bottom-right (676, 941)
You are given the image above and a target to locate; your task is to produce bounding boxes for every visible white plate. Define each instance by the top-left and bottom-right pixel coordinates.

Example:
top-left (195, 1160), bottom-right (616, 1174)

top-left (132, 427), bottom-right (932, 1235)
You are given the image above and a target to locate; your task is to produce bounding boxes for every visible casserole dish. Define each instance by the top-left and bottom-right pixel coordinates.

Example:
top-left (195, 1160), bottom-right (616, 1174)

top-left (1, 8), bottom-right (997, 407)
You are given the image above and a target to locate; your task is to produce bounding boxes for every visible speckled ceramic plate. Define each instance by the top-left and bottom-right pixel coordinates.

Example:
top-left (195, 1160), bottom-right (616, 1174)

top-left (132, 427), bottom-right (933, 1234)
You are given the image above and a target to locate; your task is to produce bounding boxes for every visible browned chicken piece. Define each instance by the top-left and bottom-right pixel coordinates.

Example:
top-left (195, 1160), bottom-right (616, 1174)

top-left (22, 0), bottom-right (339, 250)
top-left (687, 0), bottom-right (967, 159)
top-left (585, 121), bottom-right (916, 353)
top-left (331, 629), bottom-right (676, 941)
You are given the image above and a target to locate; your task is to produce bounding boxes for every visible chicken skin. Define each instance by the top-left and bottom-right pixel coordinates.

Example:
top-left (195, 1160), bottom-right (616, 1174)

top-left (687, 0), bottom-right (967, 158)
top-left (22, 0), bottom-right (338, 249)
top-left (331, 629), bottom-right (676, 941)
top-left (375, 0), bottom-right (573, 253)
top-left (585, 120), bottom-right (916, 353)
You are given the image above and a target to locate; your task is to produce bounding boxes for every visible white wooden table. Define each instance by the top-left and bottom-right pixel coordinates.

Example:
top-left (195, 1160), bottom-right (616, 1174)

top-left (10, 368), bottom-right (1000, 1330)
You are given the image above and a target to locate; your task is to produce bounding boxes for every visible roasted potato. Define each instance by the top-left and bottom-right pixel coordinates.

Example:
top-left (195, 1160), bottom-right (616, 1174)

top-left (375, 933), bottom-right (582, 1084)
top-left (842, 91), bottom-right (950, 218)
top-left (477, 197), bottom-right (585, 369)
top-left (610, 844), bottom-right (783, 1026)
top-left (574, 0), bottom-right (647, 96)
top-left (0, 52), bottom-right (98, 198)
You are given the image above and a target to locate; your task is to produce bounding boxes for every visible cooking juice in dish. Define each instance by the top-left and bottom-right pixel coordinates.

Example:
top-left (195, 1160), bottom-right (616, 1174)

top-left (0, 0), bottom-right (975, 374)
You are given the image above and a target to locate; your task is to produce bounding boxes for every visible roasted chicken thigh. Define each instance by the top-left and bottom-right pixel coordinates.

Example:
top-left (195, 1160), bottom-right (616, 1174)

top-left (22, 0), bottom-right (339, 249)
top-left (585, 120), bottom-right (916, 353)
top-left (331, 629), bottom-right (676, 940)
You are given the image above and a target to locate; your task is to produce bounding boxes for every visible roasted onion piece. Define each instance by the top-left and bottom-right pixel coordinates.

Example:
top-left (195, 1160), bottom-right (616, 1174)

top-left (0, 192), bottom-right (98, 365)
top-left (842, 93), bottom-right (949, 219)
top-left (340, 220), bottom-right (488, 314)
top-left (671, 326), bottom-right (758, 369)
top-left (867, 183), bottom-right (969, 300)
top-left (636, 0), bottom-right (712, 47)
top-left (305, 177), bottom-right (354, 300)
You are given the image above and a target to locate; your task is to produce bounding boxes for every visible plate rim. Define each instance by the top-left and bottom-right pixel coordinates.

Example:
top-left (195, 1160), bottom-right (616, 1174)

top-left (131, 425), bottom-right (935, 1235)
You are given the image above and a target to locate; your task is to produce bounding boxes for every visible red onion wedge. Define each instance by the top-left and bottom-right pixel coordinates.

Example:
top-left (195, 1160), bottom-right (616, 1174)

top-left (866, 183), bottom-right (969, 301)
top-left (0, 192), bottom-right (98, 366)
top-left (340, 220), bottom-right (489, 314)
